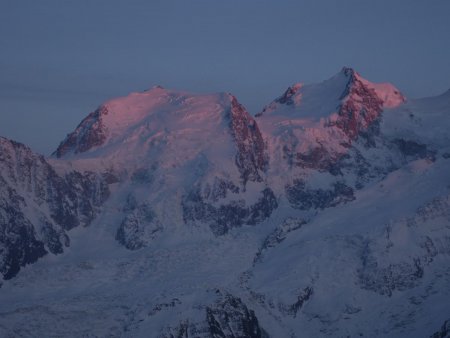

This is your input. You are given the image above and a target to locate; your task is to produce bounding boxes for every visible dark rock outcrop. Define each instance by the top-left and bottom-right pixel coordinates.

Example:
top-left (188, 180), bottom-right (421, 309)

top-left (116, 203), bottom-right (162, 250)
top-left (53, 105), bottom-right (109, 157)
top-left (254, 218), bottom-right (306, 263)
top-left (334, 68), bottom-right (385, 140)
top-left (229, 96), bottom-right (267, 185)
top-left (160, 293), bottom-right (269, 338)
top-left (285, 179), bottom-right (354, 210)
top-left (278, 286), bottom-right (313, 318)
top-left (182, 186), bottom-right (278, 236)
top-left (394, 138), bottom-right (436, 160)
top-left (0, 137), bottom-right (109, 280)
top-left (205, 294), bottom-right (267, 338)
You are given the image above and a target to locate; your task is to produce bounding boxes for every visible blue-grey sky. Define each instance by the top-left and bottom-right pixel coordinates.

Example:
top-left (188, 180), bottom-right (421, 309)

top-left (1, 0), bottom-right (449, 155)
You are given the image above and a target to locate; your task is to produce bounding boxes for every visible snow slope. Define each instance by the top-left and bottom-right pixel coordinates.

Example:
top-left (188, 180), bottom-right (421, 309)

top-left (0, 69), bottom-right (449, 337)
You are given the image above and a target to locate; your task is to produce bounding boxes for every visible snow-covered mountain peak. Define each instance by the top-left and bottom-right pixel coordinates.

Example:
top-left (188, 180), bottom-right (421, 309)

top-left (53, 89), bottom-right (248, 161)
top-left (53, 88), bottom-right (269, 192)
top-left (332, 67), bottom-right (406, 107)
top-left (2, 71), bottom-right (450, 337)
top-left (255, 68), bottom-right (410, 185)
top-left (257, 67), bottom-right (405, 134)
top-left (257, 67), bottom-right (365, 120)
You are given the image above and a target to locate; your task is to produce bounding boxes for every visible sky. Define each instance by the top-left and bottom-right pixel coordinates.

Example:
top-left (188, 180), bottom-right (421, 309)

top-left (1, 0), bottom-right (449, 155)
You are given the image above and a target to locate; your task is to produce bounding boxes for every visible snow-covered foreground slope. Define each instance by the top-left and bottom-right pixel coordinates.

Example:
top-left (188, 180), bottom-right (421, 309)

top-left (0, 69), bottom-right (449, 337)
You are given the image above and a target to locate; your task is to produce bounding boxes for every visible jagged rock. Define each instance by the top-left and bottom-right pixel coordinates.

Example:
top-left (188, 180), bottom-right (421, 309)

top-left (0, 187), bottom-right (47, 280)
top-left (149, 299), bottom-right (182, 316)
top-left (1, 69), bottom-right (449, 337)
top-left (285, 179), bottom-right (354, 210)
top-left (358, 255), bottom-right (424, 297)
top-left (54, 105), bottom-right (109, 157)
top-left (182, 187), bottom-right (278, 236)
top-left (229, 96), bottom-right (267, 185)
top-left (205, 294), bottom-right (268, 338)
top-left (255, 218), bottom-right (306, 263)
top-left (116, 203), bottom-right (162, 250)
top-left (278, 286), bottom-right (313, 317)
top-left (203, 178), bottom-right (240, 203)
top-left (160, 294), bottom-right (269, 338)
top-left (0, 137), bottom-right (109, 280)
top-left (334, 68), bottom-right (385, 139)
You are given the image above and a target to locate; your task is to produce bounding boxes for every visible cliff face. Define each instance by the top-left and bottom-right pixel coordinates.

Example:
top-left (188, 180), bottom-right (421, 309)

top-left (0, 137), bottom-right (109, 280)
top-left (54, 106), bottom-right (109, 158)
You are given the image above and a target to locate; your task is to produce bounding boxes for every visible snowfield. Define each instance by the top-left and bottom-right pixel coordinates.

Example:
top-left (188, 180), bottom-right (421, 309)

top-left (1, 68), bottom-right (449, 337)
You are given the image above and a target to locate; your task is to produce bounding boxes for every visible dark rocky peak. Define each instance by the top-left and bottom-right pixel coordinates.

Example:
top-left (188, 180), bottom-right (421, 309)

top-left (274, 83), bottom-right (303, 106)
top-left (256, 83), bottom-right (302, 117)
top-left (0, 137), bottom-right (48, 188)
top-left (339, 67), bottom-right (371, 98)
top-left (53, 105), bottom-right (109, 158)
top-left (341, 66), bottom-right (357, 78)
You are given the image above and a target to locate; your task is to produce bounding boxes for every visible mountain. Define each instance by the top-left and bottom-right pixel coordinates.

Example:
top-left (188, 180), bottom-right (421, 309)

top-left (0, 137), bottom-right (109, 280)
top-left (52, 88), bottom-right (276, 245)
top-left (0, 69), bottom-right (449, 337)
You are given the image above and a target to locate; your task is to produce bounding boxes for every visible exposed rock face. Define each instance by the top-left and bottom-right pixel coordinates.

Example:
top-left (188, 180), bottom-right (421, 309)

top-left (294, 144), bottom-right (344, 172)
top-left (394, 138), bottom-right (436, 160)
top-left (0, 137), bottom-right (109, 280)
top-left (0, 179), bottom-right (47, 280)
top-left (358, 246), bottom-right (424, 297)
top-left (205, 294), bottom-right (268, 338)
top-left (160, 293), bottom-right (268, 338)
top-left (278, 286), bottom-right (313, 317)
top-left (182, 186), bottom-right (278, 236)
top-left (229, 97), bottom-right (267, 185)
top-left (49, 90), bottom-right (274, 248)
top-left (53, 105), bottom-right (109, 157)
top-left (273, 83), bottom-right (302, 106)
top-left (334, 68), bottom-right (385, 139)
top-left (116, 201), bottom-right (162, 250)
top-left (255, 68), bottom-right (414, 213)
top-left (254, 217), bottom-right (306, 263)
top-left (285, 179), bottom-right (354, 210)
top-left (176, 97), bottom-right (275, 236)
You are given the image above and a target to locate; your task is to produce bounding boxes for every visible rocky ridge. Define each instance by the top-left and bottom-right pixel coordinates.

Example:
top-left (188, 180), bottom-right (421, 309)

top-left (0, 68), bottom-right (449, 337)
